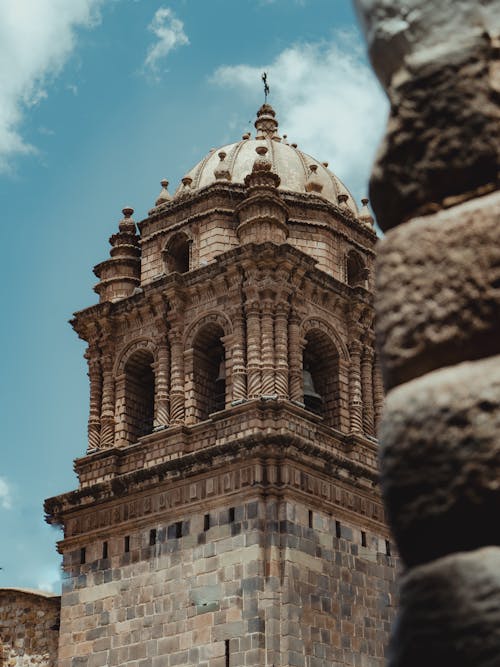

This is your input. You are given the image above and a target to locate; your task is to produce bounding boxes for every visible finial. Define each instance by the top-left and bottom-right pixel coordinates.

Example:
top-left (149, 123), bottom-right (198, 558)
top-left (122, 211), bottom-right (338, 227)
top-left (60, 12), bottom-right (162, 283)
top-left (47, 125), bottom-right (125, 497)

top-left (155, 179), bottom-right (172, 206)
top-left (322, 161), bottom-right (329, 168)
top-left (214, 151), bottom-right (231, 181)
top-left (242, 132), bottom-right (250, 140)
top-left (291, 143), bottom-right (298, 148)
top-left (262, 72), bottom-right (270, 102)
top-left (305, 164), bottom-right (323, 194)
top-left (181, 176), bottom-right (193, 188)
top-left (337, 194), bottom-right (349, 207)
top-left (255, 103), bottom-right (279, 139)
top-left (119, 207), bottom-right (136, 233)
top-left (359, 197), bottom-right (375, 227)
top-left (256, 146), bottom-right (268, 156)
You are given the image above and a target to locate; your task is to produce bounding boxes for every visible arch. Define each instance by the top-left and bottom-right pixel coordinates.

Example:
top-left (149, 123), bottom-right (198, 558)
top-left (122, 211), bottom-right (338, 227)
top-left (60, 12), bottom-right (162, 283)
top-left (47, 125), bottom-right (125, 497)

top-left (190, 321), bottom-right (227, 420)
top-left (163, 231), bottom-right (192, 274)
top-left (346, 249), bottom-right (367, 287)
top-left (184, 311), bottom-right (233, 350)
top-left (302, 327), bottom-right (340, 428)
top-left (123, 349), bottom-right (155, 443)
top-left (115, 338), bottom-right (159, 376)
top-left (301, 317), bottom-right (349, 362)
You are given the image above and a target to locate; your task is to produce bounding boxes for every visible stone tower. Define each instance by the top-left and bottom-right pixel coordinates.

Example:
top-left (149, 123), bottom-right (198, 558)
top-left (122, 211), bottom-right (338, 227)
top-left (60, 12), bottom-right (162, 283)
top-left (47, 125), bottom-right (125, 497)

top-left (45, 104), bottom-right (396, 667)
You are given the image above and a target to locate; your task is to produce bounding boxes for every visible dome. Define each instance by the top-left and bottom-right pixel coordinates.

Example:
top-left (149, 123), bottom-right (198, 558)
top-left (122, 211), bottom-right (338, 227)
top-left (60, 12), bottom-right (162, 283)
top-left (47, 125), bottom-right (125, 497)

top-left (174, 104), bottom-right (359, 215)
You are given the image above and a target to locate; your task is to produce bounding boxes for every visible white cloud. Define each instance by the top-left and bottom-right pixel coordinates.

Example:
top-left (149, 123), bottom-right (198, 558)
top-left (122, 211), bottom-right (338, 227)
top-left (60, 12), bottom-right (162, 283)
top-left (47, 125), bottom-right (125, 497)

top-left (0, 477), bottom-right (12, 510)
top-left (211, 33), bottom-right (389, 203)
top-left (0, 0), bottom-right (103, 173)
top-left (145, 7), bottom-right (189, 74)
top-left (37, 566), bottom-right (61, 593)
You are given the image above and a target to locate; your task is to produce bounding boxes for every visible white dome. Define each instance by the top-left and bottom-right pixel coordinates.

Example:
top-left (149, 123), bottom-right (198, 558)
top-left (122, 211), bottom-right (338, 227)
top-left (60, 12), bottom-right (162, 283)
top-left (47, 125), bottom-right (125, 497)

top-left (174, 104), bottom-right (359, 215)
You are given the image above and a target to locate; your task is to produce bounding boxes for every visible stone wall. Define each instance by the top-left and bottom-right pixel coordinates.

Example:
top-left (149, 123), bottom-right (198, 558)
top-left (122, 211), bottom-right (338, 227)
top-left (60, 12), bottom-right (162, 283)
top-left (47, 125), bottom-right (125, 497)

top-left (0, 588), bottom-right (60, 667)
top-left (58, 499), bottom-right (396, 667)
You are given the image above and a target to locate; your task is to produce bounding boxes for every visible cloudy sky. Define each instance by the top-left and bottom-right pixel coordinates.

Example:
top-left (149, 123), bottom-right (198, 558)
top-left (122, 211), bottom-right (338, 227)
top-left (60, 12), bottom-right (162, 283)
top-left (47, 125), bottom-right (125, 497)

top-left (0, 0), bottom-right (388, 592)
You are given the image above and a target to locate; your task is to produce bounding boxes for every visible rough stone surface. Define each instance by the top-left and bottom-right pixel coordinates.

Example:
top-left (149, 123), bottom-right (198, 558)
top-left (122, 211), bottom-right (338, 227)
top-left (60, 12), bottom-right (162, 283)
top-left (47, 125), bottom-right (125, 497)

top-left (55, 500), bottom-right (396, 667)
top-left (0, 589), bottom-right (60, 666)
top-left (388, 547), bottom-right (500, 667)
top-left (354, 0), bottom-right (500, 230)
top-left (375, 190), bottom-right (500, 390)
top-left (379, 355), bottom-right (500, 567)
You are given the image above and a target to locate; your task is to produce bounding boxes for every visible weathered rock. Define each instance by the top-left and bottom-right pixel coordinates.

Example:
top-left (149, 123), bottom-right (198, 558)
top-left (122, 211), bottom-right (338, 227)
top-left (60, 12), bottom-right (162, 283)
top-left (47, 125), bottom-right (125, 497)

top-left (388, 547), bottom-right (500, 667)
top-left (379, 355), bottom-right (500, 566)
top-left (354, 0), bottom-right (500, 230)
top-left (375, 191), bottom-right (500, 390)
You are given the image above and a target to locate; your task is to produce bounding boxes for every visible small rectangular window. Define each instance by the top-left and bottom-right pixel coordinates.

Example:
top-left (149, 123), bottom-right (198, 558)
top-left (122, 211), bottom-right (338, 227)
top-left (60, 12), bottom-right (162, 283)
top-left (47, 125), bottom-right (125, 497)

top-left (229, 507), bottom-right (235, 523)
top-left (204, 514), bottom-right (210, 531)
top-left (308, 510), bottom-right (313, 529)
top-left (386, 540), bottom-right (391, 556)
top-left (225, 639), bottom-right (230, 667)
top-left (80, 547), bottom-right (86, 565)
top-left (335, 521), bottom-right (341, 539)
top-left (124, 536), bottom-right (130, 553)
top-left (361, 531), bottom-right (367, 547)
top-left (175, 521), bottom-right (183, 539)
top-left (102, 541), bottom-right (108, 559)
top-left (149, 529), bottom-right (157, 546)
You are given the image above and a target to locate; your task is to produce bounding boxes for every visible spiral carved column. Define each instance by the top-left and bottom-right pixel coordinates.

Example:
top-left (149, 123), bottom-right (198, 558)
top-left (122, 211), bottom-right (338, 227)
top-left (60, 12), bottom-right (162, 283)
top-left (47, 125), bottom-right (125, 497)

top-left (274, 301), bottom-right (289, 398)
top-left (261, 299), bottom-right (275, 396)
top-left (372, 353), bottom-right (384, 433)
top-left (361, 344), bottom-right (375, 436)
top-left (245, 300), bottom-right (262, 398)
top-left (348, 340), bottom-right (363, 434)
top-left (231, 307), bottom-right (247, 401)
top-left (169, 329), bottom-right (185, 424)
top-left (288, 309), bottom-right (303, 403)
top-left (154, 337), bottom-right (170, 429)
top-left (86, 348), bottom-right (102, 451)
top-left (100, 353), bottom-right (115, 447)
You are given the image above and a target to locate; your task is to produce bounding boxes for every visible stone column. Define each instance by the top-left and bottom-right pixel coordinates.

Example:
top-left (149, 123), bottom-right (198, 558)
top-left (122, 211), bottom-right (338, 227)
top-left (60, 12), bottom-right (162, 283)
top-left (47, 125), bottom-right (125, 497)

top-left (113, 373), bottom-right (127, 447)
top-left (169, 329), bottom-right (185, 424)
top-left (154, 336), bottom-right (170, 429)
top-left (274, 301), bottom-right (290, 398)
top-left (85, 348), bottom-right (102, 451)
top-left (261, 299), bottom-right (275, 396)
top-left (288, 309), bottom-right (303, 403)
top-left (100, 353), bottom-right (115, 447)
top-left (348, 340), bottom-right (363, 434)
top-left (245, 300), bottom-right (262, 398)
top-left (372, 352), bottom-right (384, 433)
top-left (361, 344), bottom-right (375, 436)
top-left (231, 307), bottom-right (247, 401)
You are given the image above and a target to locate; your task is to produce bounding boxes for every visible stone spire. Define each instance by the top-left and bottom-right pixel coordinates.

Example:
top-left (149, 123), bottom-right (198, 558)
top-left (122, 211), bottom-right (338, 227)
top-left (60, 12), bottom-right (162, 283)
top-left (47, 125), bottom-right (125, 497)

top-left (235, 145), bottom-right (289, 244)
top-left (358, 198), bottom-right (374, 227)
top-left (93, 207), bottom-right (141, 303)
top-left (155, 179), bottom-right (172, 206)
top-left (254, 103), bottom-right (280, 140)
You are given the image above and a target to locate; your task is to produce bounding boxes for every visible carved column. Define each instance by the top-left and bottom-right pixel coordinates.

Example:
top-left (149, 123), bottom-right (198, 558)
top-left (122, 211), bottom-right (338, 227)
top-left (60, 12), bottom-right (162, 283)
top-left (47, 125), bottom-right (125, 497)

top-left (100, 353), bottom-right (115, 447)
top-left (372, 352), bottom-right (384, 433)
top-left (85, 347), bottom-right (102, 451)
top-left (288, 309), bottom-right (303, 402)
top-left (274, 301), bottom-right (290, 398)
top-left (348, 340), bottom-right (363, 434)
top-left (154, 335), bottom-right (170, 429)
top-left (261, 299), bottom-right (275, 395)
top-left (231, 306), bottom-right (247, 401)
top-left (169, 329), bottom-right (185, 424)
top-left (245, 300), bottom-right (262, 398)
top-left (361, 344), bottom-right (375, 436)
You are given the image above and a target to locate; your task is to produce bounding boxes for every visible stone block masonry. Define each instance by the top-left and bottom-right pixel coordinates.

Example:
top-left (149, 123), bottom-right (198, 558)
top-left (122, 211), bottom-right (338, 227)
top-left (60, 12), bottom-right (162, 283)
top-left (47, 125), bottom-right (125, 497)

top-left (57, 499), bottom-right (396, 667)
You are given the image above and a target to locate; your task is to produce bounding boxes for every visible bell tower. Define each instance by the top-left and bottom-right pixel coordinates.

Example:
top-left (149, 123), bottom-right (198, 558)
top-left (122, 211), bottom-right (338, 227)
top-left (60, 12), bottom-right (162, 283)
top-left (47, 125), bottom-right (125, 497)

top-left (46, 104), bottom-right (396, 667)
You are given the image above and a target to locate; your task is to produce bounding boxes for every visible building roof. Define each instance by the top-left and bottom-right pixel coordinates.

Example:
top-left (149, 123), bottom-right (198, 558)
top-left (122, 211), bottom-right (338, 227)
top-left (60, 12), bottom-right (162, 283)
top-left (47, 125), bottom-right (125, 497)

top-left (172, 104), bottom-right (359, 215)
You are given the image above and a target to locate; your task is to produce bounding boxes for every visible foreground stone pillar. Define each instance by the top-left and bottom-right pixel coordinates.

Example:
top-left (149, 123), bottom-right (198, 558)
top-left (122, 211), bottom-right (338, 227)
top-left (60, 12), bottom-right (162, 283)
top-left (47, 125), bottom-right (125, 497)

top-left (354, 0), bottom-right (500, 664)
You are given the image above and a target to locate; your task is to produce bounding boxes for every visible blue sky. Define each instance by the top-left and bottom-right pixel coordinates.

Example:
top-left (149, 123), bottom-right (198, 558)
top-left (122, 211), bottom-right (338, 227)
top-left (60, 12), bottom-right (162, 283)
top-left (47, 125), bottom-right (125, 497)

top-left (0, 0), bottom-right (388, 592)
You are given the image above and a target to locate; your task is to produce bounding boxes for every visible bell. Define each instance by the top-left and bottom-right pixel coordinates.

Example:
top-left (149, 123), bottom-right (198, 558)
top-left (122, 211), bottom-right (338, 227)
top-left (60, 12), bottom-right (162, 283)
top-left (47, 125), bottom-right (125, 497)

top-left (215, 360), bottom-right (226, 383)
top-left (303, 369), bottom-right (322, 401)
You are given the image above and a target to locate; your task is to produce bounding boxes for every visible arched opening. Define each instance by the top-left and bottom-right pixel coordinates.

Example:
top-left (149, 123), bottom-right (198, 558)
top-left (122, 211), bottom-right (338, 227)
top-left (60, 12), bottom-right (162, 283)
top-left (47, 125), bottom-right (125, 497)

top-left (346, 250), bottom-right (366, 287)
top-left (303, 330), bottom-right (339, 428)
top-left (192, 323), bottom-right (226, 420)
top-left (164, 232), bottom-right (191, 274)
top-left (124, 349), bottom-right (155, 443)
